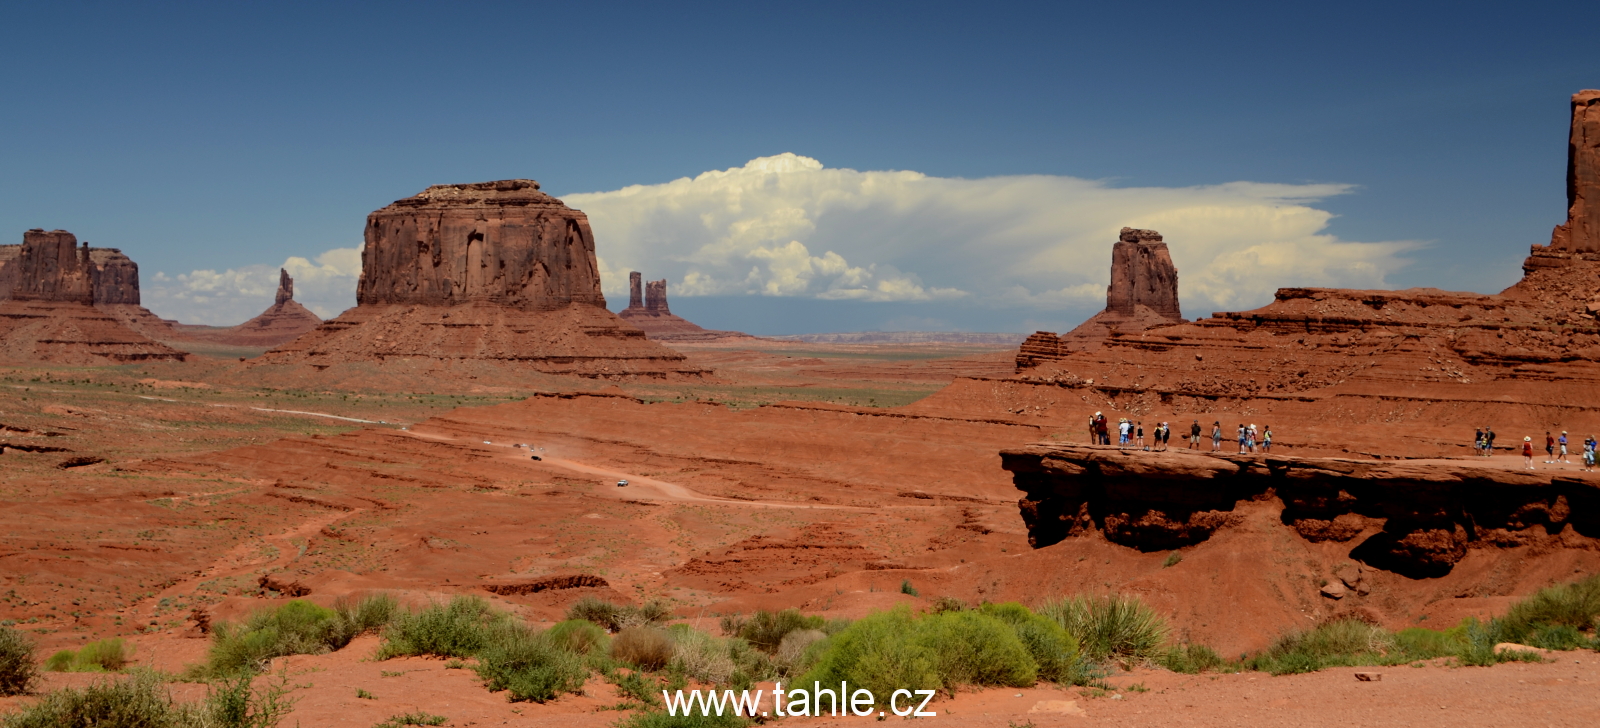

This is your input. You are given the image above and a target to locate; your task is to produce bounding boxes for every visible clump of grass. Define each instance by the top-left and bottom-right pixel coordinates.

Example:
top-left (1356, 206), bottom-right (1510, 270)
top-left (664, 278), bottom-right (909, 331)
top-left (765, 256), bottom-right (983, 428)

top-left (928, 596), bottom-right (967, 614)
top-left (1246, 619), bottom-right (1393, 675)
top-left (1162, 552), bottom-right (1183, 568)
top-left (377, 595), bottom-right (503, 659)
top-left (799, 606), bottom-right (1037, 706)
top-left (0, 625), bottom-right (40, 695)
top-left (614, 709), bottom-right (747, 728)
top-left (612, 627), bottom-right (674, 671)
top-left (45, 637), bottom-right (131, 673)
top-left (1037, 593), bottom-right (1169, 665)
top-left (546, 619), bottom-right (610, 655)
top-left (773, 629), bottom-right (827, 677)
top-left (333, 592), bottom-right (397, 638)
top-left (719, 609), bottom-right (825, 653)
top-left (900, 580), bottom-right (920, 597)
top-left (1156, 643), bottom-right (1226, 674)
top-left (472, 623), bottom-right (586, 703)
top-left (0, 668), bottom-right (294, 728)
top-left (373, 712), bottom-right (448, 727)
top-left (566, 597), bottom-right (670, 632)
top-left (1499, 573), bottom-right (1600, 643)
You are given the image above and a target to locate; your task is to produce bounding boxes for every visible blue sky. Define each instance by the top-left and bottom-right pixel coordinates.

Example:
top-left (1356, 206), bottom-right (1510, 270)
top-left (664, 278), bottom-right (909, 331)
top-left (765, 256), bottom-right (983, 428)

top-left (2, 1), bottom-right (1597, 333)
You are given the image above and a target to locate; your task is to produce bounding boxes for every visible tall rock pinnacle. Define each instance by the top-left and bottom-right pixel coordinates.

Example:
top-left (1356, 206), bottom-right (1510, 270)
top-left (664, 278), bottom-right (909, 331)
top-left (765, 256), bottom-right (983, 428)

top-left (628, 271), bottom-right (644, 309)
top-left (1551, 90), bottom-right (1600, 253)
top-left (1106, 227), bottom-right (1182, 320)
top-left (275, 268), bottom-right (294, 306)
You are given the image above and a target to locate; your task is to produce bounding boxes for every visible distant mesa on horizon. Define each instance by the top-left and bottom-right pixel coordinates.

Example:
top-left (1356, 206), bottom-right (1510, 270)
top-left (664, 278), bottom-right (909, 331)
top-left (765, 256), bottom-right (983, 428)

top-left (616, 271), bottom-right (753, 342)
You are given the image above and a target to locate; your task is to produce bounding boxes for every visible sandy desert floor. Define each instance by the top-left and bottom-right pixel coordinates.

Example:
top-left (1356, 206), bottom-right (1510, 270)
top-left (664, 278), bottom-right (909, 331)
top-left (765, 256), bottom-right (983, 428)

top-left (2, 340), bottom-right (1597, 727)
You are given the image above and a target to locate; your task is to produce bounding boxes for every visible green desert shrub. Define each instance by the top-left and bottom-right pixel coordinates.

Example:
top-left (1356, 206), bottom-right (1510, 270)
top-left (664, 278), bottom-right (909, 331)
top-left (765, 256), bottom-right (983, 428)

top-left (0, 668), bottom-right (293, 728)
top-left (615, 709), bottom-right (748, 728)
top-left (0, 624), bottom-right (39, 696)
top-left (199, 599), bottom-right (354, 676)
top-left (1037, 593), bottom-right (1169, 665)
top-left (1246, 619), bottom-right (1393, 675)
top-left (977, 602), bottom-right (1080, 682)
top-left (546, 619), bottom-right (610, 655)
top-left (612, 626), bottom-right (675, 671)
top-left (44, 637), bottom-right (131, 672)
top-left (799, 606), bottom-right (1038, 705)
top-left (332, 593), bottom-right (397, 640)
top-left (669, 627), bottom-right (739, 685)
top-left (566, 597), bottom-right (670, 632)
top-left (378, 595), bottom-right (503, 659)
top-left (719, 609), bottom-right (826, 653)
top-left (473, 623), bottom-right (587, 703)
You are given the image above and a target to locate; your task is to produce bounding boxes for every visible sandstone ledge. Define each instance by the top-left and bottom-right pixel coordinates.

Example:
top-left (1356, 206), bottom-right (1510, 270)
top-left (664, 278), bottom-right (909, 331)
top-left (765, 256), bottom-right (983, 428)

top-left (1001, 443), bottom-right (1600, 578)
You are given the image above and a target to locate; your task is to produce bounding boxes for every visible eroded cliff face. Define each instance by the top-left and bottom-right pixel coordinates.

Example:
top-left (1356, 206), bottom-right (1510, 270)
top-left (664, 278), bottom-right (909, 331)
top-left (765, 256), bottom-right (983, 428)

top-left (0, 230), bottom-right (94, 303)
top-left (358, 179), bottom-right (606, 310)
top-left (1551, 90), bottom-right (1600, 254)
top-left (1003, 443), bottom-right (1599, 579)
top-left (87, 249), bottom-right (140, 305)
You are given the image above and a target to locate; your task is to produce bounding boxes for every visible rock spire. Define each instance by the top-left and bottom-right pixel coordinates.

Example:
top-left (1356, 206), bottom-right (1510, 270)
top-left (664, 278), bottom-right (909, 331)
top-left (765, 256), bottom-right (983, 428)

top-left (1017, 227), bottom-right (1185, 366)
top-left (1551, 90), bottom-right (1600, 253)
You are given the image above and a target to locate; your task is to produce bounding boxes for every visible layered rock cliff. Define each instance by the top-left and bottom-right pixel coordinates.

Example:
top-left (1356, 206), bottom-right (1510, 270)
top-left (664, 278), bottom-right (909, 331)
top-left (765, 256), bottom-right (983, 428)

top-left (616, 272), bottom-right (751, 342)
top-left (1003, 443), bottom-right (1599, 578)
top-left (258, 181), bottom-right (700, 378)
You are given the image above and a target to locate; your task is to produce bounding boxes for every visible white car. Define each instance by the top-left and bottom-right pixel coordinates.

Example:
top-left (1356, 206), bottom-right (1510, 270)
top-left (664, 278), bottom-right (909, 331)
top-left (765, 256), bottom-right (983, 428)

top-left (616, 479), bottom-right (629, 487)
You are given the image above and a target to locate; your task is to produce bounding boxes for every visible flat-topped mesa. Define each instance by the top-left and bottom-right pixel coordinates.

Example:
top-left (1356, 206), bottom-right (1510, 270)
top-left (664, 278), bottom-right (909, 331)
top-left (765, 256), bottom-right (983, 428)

top-left (0, 229), bottom-right (184, 363)
top-left (1017, 227), bottom-right (1185, 367)
top-left (0, 229), bottom-right (95, 303)
top-left (256, 182), bottom-right (701, 379)
top-left (358, 179), bottom-right (607, 310)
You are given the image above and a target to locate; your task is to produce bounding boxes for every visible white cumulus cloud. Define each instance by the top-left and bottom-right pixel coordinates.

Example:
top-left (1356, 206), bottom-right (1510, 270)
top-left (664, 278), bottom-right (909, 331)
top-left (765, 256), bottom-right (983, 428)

top-left (566, 154), bottom-right (1414, 317)
top-left (144, 246), bottom-right (361, 325)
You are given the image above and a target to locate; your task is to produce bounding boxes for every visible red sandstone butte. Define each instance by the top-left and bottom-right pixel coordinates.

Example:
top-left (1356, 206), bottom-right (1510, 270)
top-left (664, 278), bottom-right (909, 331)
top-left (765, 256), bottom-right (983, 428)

top-left (257, 180), bottom-right (700, 378)
top-left (1018, 227), bottom-right (1185, 365)
top-left (1549, 89), bottom-right (1600, 253)
top-left (617, 271), bottom-right (752, 341)
top-left (0, 229), bottom-right (184, 363)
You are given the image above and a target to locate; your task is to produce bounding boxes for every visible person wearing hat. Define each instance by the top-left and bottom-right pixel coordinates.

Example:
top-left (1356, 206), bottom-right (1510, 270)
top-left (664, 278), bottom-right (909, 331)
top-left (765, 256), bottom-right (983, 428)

top-left (1523, 436), bottom-right (1535, 469)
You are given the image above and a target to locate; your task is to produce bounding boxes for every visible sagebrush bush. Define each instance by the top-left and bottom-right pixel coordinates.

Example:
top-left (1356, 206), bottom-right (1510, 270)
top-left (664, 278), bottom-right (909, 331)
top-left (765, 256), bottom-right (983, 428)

top-left (0, 625), bottom-right (39, 696)
top-left (1038, 594), bottom-right (1169, 665)
top-left (378, 595), bottom-right (503, 660)
top-left (473, 623), bottom-right (587, 703)
top-left (612, 627), bottom-right (674, 670)
top-left (44, 637), bottom-right (130, 672)
top-left (0, 668), bottom-right (293, 728)
top-left (670, 627), bottom-right (738, 684)
top-left (199, 599), bottom-right (349, 677)
top-left (977, 602), bottom-right (1080, 682)
top-left (720, 609), bottom-right (825, 653)
top-left (546, 619), bottom-right (610, 655)
top-left (567, 597), bottom-right (670, 632)
top-left (334, 593), bottom-right (397, 639)
top-left (774, 629), bottom-right (827, 676)
top-left (614, 708), bottom-right (747, 728)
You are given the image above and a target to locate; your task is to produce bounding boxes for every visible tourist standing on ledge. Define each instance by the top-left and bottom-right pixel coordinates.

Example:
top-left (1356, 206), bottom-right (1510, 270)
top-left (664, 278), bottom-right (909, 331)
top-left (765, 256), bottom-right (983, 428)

top-left (1212, 421), bottom-right (1223, 452)
top-left (1523, 436), bottom-right (1535, 469)
top-left (1190, 420), bottom-right (1202, 450)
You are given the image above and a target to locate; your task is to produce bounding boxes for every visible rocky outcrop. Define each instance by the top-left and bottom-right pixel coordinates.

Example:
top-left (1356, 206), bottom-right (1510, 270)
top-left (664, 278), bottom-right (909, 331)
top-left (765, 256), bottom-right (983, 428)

top-left (257, 182), bottom-right (700, 378)
top-left (617, 272), bottom-right (751, 342)
top-left (0, 230), bottom-right (183, 363)
top-left (1002, 443), bottom-right (1600, 578)
top-left (357, 179), bottom-right (606, 309)
top-left (1550, 90), bottom-right (1600, 253)
top-left (88, 248), bottom-right (141, 305)
top-left (1018, 228), bottom-right (1185, 366)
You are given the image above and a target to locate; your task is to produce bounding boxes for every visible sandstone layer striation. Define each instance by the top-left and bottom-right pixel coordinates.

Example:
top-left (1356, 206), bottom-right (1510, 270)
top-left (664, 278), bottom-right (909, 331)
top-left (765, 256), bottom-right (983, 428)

top-left (616, 272), bottom-right (752, 341)
top-left (257, 181), bottom-right (699, 378)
